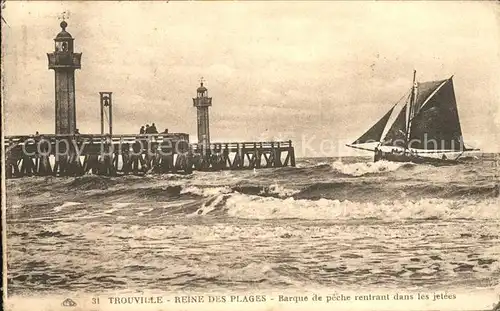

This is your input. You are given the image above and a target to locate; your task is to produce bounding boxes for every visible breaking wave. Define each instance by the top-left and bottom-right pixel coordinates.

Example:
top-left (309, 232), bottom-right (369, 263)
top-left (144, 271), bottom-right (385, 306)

top-left (196, 193), bottom-right (500, 221)
top-left (175, 180), bottom-right (498, 203)
top-left (6, 155), bottom-right (499, 223)
top-left (181, 185), bottom-right (232, 197)
top-left (273, 159), bottom-right (416, 178)
top-left (329, 160), bottom-right (415, 177)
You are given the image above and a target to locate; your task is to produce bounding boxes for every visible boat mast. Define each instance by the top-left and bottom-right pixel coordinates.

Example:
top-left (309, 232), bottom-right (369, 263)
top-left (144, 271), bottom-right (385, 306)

top-left (405, 69), bottom-right (417, 152)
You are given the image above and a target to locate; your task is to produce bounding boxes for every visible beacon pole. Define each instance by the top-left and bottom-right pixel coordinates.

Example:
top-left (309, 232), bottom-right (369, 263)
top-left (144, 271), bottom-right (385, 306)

top-left (109, 93), bottom-right (113, 136)
top-left (99, 92), bottom-right (113, 136)
top-left (100, 93), bottom-right (104, 135)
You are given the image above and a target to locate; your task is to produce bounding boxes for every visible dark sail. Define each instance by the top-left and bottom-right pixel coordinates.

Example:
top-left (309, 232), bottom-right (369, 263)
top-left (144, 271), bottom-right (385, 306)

top-left (351, 106), bottom-right (395, 145)
top-left (412, 80), bottom-right (447, 116)
top-left (381, 104), bottom-right (407, 147)
top-left (408, 78), bottom-right (464, 150)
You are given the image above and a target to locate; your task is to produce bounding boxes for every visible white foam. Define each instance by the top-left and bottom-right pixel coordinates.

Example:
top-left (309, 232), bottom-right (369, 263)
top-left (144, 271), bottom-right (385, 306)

top-left (189, 194), bottom-right (229, 216)
top-left (223, 193), bottom-right (500, 220)
top-left (181, 185), bottom-right (232, 197)
top-left (137, 207), bottom-right (154, 217)
top-left (330, 160), bottom-right (411, 177)
top-left (295, 160), bottom-right (327, 168)
top-left (264, 183), bottom-right (300, 198)
top-left (53, 201), bottom-right (82, 212)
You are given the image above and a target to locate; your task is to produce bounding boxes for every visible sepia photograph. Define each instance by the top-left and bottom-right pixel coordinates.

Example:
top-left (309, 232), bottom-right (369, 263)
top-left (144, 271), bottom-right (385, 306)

top-left (1, 1), bottom-right (499, 311)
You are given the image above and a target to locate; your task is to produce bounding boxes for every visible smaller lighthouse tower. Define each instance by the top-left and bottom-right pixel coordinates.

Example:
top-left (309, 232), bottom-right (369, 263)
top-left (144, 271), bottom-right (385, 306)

top-left (47, 20), bottom-right (82, 134)
top-left (192, 78), bottom-right (212, 147)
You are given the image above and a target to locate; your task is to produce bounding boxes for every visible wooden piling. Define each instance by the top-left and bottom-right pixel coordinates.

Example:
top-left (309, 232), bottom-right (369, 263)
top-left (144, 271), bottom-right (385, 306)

top-left (4, 134), bottom-right (295, 178)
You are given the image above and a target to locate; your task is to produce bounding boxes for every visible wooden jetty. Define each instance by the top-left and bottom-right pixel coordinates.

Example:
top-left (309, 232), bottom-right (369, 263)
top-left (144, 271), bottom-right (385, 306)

top-left (2, 22), bottom-right (297, 179)
top-left (191, 141), bottom-right (295, 171)
top-left (4, 134), bottom-right (191, 178)
top-left (3, 134), bottom-right (296, 178)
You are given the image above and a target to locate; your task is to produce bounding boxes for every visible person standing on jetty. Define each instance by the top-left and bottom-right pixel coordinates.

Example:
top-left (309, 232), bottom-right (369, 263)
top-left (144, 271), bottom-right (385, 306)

top-left (150, 123), bottom-right (158, 134)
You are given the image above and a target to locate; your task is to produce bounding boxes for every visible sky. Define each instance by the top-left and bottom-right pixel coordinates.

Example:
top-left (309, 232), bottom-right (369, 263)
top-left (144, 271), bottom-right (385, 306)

top-left (2, 1), bottom-right (499, 157)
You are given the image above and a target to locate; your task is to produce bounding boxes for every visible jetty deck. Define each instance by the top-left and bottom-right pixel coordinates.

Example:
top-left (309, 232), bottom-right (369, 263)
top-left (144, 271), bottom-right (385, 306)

top-left (3, 134), bottom-right (295, 178)
top-left (191, 140), bottom-right (295, 171)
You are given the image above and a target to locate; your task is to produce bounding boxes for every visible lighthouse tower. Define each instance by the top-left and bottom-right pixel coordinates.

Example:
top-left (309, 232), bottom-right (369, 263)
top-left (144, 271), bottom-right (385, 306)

top-left (47, 21), bottom-right (82, 134)
top-left (192, 79), bottom-right (212, 146)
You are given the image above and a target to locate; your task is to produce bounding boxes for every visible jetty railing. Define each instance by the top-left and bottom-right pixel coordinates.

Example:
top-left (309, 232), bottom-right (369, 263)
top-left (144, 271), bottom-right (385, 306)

top-left (3, 134), bottom-right (296, 178)
top-left (3, 133), bottom-right (191, 178)
top-left (190, 140), bottom-right (295, 171)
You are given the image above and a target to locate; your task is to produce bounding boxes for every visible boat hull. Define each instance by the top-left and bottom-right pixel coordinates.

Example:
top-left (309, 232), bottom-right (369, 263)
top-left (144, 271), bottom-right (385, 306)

top-left (374, 151), bottom-right (460, 166)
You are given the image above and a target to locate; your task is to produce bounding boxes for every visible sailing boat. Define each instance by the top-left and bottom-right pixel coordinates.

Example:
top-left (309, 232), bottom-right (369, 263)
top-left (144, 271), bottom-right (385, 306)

top-left (347, 71), bottom-right (477, 165)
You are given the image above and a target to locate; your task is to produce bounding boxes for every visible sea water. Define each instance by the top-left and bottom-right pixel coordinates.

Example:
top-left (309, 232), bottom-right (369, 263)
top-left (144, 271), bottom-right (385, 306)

top-left (5, 155), bottom-right (500, 298)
